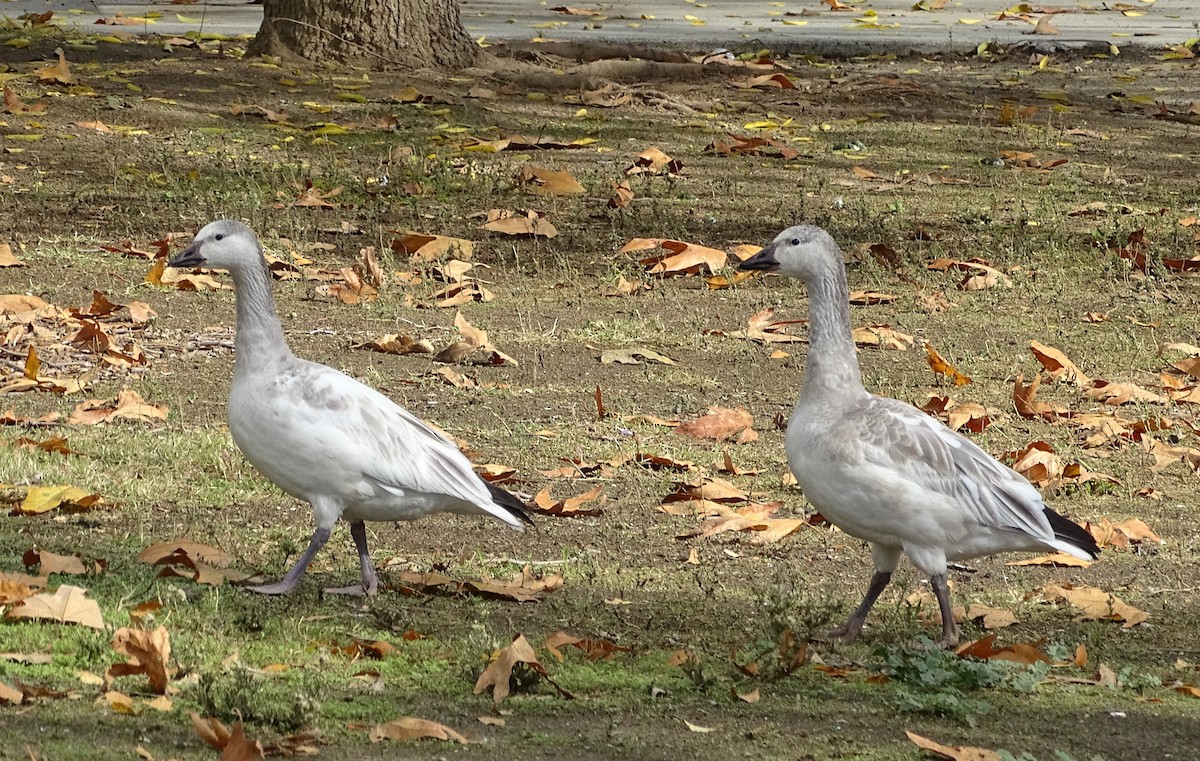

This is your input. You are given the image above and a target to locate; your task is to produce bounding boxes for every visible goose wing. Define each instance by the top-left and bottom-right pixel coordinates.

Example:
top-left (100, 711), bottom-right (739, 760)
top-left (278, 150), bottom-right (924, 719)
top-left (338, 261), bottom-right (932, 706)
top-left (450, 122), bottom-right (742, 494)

top-left (849, 396), bottom-right (1054, 541)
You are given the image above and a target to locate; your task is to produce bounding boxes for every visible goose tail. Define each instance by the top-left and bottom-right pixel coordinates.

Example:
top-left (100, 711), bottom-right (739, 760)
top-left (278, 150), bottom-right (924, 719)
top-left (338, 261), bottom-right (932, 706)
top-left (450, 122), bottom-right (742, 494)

top-left (1043, 508), bottom-right (1100, 560)
top-left (486, 482), bottom-right (536, 531)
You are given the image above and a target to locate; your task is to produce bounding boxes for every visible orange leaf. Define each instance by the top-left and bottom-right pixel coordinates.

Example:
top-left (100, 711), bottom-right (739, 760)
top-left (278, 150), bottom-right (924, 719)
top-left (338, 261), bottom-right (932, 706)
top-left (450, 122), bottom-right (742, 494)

top-left (925, 343), bottom-right (971, 385)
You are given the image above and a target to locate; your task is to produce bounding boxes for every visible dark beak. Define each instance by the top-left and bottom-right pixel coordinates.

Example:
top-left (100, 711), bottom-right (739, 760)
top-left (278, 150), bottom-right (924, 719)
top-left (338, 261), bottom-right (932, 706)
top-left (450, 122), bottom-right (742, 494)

top-left (738, 242), bottom-right (780, 273)
top-left (167, 243), bottom-right (204, 268)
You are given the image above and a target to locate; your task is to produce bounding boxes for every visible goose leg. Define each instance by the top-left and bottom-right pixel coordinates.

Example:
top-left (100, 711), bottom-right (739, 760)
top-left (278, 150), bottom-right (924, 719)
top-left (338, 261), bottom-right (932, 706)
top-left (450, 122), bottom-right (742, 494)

top-left (247, 526), bottom-right (331, 595)
top-left (323, 520), bottom-right (379, 596)
top-left (823, 571), bottom-right (892, 642)
top-left (930, 573), bottom-right (960, 648)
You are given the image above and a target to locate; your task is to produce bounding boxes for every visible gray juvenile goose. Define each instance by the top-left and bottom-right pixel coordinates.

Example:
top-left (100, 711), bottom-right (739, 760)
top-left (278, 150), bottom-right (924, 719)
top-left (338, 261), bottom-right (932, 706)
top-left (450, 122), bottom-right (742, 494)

top-left (739, 225), bottom-right (1098, 646)
top-left (169, 220), bottom-right (532, 595)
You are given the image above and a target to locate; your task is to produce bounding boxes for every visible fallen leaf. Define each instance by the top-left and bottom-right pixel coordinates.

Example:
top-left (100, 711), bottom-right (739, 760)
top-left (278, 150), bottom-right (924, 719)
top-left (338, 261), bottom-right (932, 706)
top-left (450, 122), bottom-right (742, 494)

top-left (292, 179), bottom-right (342, 208)
top-left (956, 634), bottom-right (1047, 665)
top-left (1031, 582), bottom-right (1148, 628)
top-left (0, 242), bottom-right (24, 267)
top-left (1004, 440), bottom-right (1062, 486)
top-left (370, 716), bottom-right (473, 744)
top-left (1085, 380), bottom-right (1168, 406)
top-left (626, 146), bottom-right (683, 176)
top-left (600, 347), bottom-right (676, 365)
top-left (906, 730), bottom-right (1001, 761)
top-left (106, 627), bottom-right (171, 693)
top-left (852, 324), bottom-right (914, 350)
top-left (1013, 373), bottom-right (1072, 420)
top-left (927, 257), bottom-right (1013, 290)
top-left (684, 720), bottom-right (716, 733)
top-left (925, 343), bottom-right (971, 385)
top-left (473, 634), bottom-right (573, 703)
top-left (517, 164), bottom-right (585, 195)
top-left (608, 180), bottom-right (634, 208)
top-left (619, 238), bottom-right (728, 277)
top-left (1008, 552), bottom-right (1092, 568)
top-left (533, 484), bottom-right (605, 517)
top-left (36, 51), bottom-right (74, 86)
top-left (5, 584), bottom-right (104, 629)
top-left (358, 333), bottom-right (433, 356)
top-left (675, 406), bottom-right (756, 443)
top-left (22, 549), bottom-right (88, 575)
top-left (718, 307), bottom-right (806, 343)
top-left (964, 604), bottom-right (1019, 629)
top-left (1029, 340), bottom-right (1090, 386)
top-left (434, 312), bottom-right (518, 367)
top-left (69, 390), bottom-right (168, 425)
top-left (15, 485), bottom-right (104, 515)
top-left (390, 232), bottom-right (474, 263)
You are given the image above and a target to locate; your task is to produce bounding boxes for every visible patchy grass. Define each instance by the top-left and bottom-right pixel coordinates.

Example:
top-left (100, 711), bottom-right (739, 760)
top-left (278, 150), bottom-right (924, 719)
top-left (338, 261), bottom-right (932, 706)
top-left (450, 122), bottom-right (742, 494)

top-left (1, 28), bottom-right (1199, 761)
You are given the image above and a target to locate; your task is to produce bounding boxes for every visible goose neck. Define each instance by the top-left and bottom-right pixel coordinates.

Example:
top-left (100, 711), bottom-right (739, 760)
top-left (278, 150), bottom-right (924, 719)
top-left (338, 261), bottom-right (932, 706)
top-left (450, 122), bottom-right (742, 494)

top-left (802, 262), bottom-right (864, 397)
top-left (230, 260), bottom-right (293, 374)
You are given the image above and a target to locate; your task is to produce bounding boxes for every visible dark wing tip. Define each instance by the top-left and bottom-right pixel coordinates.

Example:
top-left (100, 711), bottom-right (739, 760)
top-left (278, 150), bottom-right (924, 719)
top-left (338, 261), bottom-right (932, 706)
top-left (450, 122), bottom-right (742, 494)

top-left (486, 482), bottom-right (536, 529)
top-left (1044, 508), bottom-right (1100, 559)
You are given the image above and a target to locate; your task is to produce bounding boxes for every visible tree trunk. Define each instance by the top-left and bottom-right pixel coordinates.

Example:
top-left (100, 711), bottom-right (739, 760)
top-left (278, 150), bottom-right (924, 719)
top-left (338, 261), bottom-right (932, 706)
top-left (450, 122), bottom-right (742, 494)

top-left (248, 0), bottom-right (479, 69)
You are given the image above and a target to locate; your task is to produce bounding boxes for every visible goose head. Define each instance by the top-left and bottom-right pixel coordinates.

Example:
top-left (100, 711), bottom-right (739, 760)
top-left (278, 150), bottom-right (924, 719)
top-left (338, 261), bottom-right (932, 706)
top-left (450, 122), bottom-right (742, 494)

top-left (168, 220), bottom-right (261, 271)
top-left (739, 225), bottom-right (841, 282)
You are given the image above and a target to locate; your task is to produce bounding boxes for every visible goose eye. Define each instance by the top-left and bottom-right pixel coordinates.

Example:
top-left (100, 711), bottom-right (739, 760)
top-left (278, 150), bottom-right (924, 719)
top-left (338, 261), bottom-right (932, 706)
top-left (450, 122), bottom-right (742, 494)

top-left (215, 234), bottom-right (224, 241)
top-left (790, 238), bottom-right (800, 246)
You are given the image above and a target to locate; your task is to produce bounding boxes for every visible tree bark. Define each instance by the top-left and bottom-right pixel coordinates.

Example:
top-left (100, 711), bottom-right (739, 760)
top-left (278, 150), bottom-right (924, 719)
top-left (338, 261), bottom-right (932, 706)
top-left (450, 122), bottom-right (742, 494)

top-left (248, 0), bottom-right (479, 69)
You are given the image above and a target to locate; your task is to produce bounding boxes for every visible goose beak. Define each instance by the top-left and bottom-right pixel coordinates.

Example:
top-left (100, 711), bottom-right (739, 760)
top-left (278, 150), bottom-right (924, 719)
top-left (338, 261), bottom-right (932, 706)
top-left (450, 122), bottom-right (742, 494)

top-left (739, 242), bottom-right (780, 273)
top-left (168, 243), bottom-right (204, 269)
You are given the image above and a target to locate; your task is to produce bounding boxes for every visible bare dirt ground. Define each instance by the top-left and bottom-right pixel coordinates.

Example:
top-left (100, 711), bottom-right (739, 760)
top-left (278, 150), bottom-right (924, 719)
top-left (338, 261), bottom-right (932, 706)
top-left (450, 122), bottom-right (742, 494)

top-left (2, 26), bottom-right (1200, 761)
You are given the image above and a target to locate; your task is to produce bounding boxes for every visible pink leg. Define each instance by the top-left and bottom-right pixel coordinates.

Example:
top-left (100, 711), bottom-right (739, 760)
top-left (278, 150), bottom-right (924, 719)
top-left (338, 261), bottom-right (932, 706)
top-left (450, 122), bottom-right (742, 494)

top-left (322, 521), bottom-right (379, 596)
top-left (247, 527), bottom-right (331, 595)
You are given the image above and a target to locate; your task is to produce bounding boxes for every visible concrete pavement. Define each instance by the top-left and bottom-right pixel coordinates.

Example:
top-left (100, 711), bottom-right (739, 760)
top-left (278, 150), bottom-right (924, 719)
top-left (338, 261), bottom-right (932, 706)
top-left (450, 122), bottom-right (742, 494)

top-left (1, 0), bottom-right (1195, 53)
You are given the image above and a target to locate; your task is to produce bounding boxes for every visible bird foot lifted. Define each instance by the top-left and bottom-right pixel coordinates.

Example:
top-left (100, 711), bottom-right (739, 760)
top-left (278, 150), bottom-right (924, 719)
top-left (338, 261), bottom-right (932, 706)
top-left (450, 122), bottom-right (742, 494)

top-left (246, 578), bottom-right (303, 595)
top-left (322, 580), bottom-right (379, 596)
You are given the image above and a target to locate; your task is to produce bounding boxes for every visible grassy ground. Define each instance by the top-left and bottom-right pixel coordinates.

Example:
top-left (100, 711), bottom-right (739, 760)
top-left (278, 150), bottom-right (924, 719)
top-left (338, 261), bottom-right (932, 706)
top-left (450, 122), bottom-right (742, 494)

top-left (2, 24), bottom-right (1200, 761)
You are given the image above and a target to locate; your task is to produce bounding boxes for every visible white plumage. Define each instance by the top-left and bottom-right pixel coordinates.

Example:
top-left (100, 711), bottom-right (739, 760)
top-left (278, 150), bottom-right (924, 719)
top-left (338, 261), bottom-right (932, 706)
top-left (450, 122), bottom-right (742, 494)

top-left (740, 225), bottom-right (1098, 646)
top-left (169, 220), bottom-right (531, 595)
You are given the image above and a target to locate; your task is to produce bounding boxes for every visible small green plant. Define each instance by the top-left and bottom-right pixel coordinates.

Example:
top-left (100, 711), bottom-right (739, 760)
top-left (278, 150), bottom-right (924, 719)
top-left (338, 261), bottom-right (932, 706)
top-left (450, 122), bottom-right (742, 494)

top-left (196, 667), bottom-right (317, 732)
top-left (878, 638), bottom-right (1007, 724)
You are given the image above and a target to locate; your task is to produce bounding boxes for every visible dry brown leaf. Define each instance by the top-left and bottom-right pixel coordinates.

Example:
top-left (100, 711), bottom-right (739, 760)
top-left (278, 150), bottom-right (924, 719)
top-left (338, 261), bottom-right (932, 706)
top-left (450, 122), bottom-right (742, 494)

top-left (927, 257), bottom-right (1013, 290)
top-left (359, 333), bottom-right (433, 356)
top-left (36, 52), bottom-right (74, 86)
top-left (1083, 518), bottom-right (1163, 549)
top-left (293, 179), bottom-right (342, 208)
top-left (0, 242), bottom-right (24, 267)
top-left (964, 604), bottom-right (1019, 629)
top-left (434, 311), bottom-right (518, 367)
top-left (390, 232), bottom-right (474, 263)
top-left (106, 627), bottom-right (171, 693)
top-left (852, 324), bottom-right (914, 350)
top-left (370, 716), bottom-right (473, 744)
top-left (517, 164), bottom-right (585, 195)
top-left (22, 549), bottom-right (87, 576)
top-left (1142, 436), bottom-right (1200, 474)
top-left (675, 406), bottom-right (756, 443)
top-left (1085, 380), bottom-right (1168, 406)
top-left (481, 215), bottom-right (558, 238)
top-left (925, 343), bottom-right (971, 385)
top-left (1007, 552), bottom-right (1092, 568)
top-left (473, 634), bottom-right (573, 703)
top-left (905, 731), bottom-right (1001, 761)
top-left (619, 238), bottom-right (728, 277)
top-left (956, 634), bottom-right (1047, 665)
top-left (1004, 440), bottom-right (1062, 486)
top-left (532, 484), bottom-right (605, 517)
top-left (1029, 340), bottom-right (1090, 386)
top-left (1031, 582), bottom-right (1148, 628)
top-left (69, 390), bottom-right (168, 425)
top-left (599, 347), bottom-right (676, 365)
top-left (5, 584), bottom-right (104, 629)
top-left (1031, 15), bottom-right (1059, 34)
top-left (608, 180), bottom-right (634, 208)
top-left (626, 146), bottom-right (682, 176)
top-left (1013, 373), bottom-right (1072, 420)
top-left (720, 307), bottom-right (806, 343)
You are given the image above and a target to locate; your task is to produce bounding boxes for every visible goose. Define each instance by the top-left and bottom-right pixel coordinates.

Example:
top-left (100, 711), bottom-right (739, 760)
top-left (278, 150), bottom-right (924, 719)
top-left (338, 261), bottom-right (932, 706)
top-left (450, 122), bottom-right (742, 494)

top-left (739, 225), bottom-right (1098, 646)
top-left (168, 220), bottom-right (532, 595)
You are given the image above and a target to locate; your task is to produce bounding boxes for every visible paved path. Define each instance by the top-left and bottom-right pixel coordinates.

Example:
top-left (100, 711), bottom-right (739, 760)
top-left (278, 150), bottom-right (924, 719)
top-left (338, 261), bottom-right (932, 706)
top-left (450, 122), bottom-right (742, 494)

top-left (3, 0), bottom-right (1196, 53)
